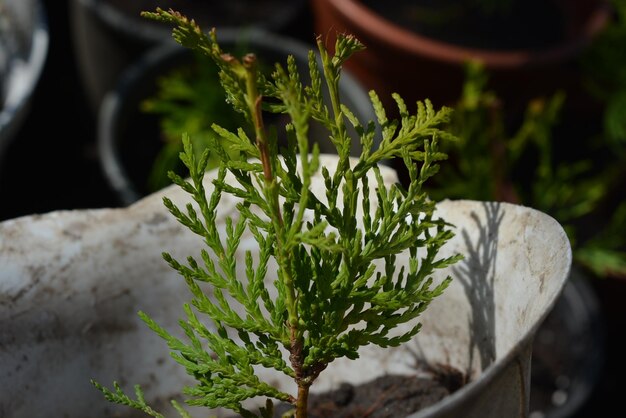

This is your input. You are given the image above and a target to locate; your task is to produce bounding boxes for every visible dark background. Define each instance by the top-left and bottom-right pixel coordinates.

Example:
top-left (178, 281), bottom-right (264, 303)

top-left (0, 1), bottom-right (620, 417)
top-left (0, 0), bottom-right (117, 220)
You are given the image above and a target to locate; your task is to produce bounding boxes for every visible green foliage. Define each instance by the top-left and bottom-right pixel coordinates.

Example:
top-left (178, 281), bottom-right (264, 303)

top-left (93, 7), bottom-right (461, 418)
top-left (583, 0), bottom-right (626, 150)
top-left (572, 0), bottom-right (626, 278)
top-left (91, 381), bottom-right (181, 418)
top-left (430, 61), bottom-right (571, 206)
top-left (430, 60), bottom-right (626, 279)
top-left (575, 201), bottom-right (626, 278)
top-left (141, 52), bottom-right (248, 192)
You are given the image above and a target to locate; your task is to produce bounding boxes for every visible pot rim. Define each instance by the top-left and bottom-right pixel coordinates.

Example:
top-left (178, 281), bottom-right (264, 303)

top-left (324, 0), bottom-right (611, 69)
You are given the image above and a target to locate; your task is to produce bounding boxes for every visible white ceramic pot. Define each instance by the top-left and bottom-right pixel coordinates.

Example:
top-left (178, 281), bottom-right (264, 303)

top-left (0, 154), bottom-right (571, 417)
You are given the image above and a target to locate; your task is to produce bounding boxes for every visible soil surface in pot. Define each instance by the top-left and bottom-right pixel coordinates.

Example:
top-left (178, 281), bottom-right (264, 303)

top-left (271, 366), bottom-right (466, 418)
top-left (115, 366), bottom-right (466, 418)
top-left (361, 0), bottom-right (566, 50)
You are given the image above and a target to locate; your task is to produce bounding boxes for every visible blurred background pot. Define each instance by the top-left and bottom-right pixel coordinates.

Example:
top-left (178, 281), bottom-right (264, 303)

top-left (0, 0), bottom-right (48, 162)
top-left (309, 0), bottom-right (610, 117)
top-left (0, 156), bottom-right (572, 417)
top-left (69, 0), bottom-right (309, 112)
top-left (98, 30), bottom-right (377, 205)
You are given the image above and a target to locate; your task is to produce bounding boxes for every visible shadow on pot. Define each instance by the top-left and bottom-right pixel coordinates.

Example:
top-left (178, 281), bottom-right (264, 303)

top-left (453, 202), bottom-right (504, 376)
top-left (310, 0), bottom-right (610, 117)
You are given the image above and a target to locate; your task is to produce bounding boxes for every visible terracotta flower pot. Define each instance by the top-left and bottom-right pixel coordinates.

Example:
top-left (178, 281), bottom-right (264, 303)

top-left (0, 154), bottom-right (572, 417)
top-left (309, 0), bottom-right (610, 115)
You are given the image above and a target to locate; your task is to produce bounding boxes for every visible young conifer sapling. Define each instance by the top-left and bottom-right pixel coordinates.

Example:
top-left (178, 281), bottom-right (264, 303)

top-left (92, 8), bottom-right (462, 418)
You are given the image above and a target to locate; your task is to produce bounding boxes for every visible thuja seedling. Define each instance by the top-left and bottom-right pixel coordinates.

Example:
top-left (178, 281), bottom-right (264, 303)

top-left (92, 8), bottom-right (462, 418)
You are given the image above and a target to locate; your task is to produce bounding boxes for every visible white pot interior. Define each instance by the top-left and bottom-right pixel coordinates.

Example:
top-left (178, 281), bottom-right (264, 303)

top-left (0, 154), bottom-right (571, 417)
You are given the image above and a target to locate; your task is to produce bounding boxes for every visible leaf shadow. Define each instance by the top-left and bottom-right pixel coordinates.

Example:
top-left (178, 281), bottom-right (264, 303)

top-left (453, 201), bottom-right (505, 377)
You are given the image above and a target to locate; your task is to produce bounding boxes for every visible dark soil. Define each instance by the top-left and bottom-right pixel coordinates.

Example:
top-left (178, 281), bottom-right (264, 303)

top-left (272, 367), bottom-right (466, 418)
top-left (307, 374), bottom-right (461, 418)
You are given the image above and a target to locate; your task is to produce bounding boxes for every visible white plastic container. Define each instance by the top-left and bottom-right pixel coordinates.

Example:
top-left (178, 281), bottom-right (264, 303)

top-left (0, 155), bottom-right (571, 417)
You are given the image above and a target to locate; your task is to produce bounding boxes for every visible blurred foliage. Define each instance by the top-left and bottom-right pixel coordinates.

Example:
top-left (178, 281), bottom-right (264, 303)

top-left (576, 202), bottom-right (626, 278)
top-left (141, 52), bottom-right (248, 192)
top-left (582, 0), bottom-right (626, 152)
top-left (428, 60), bottom-right (626, 279)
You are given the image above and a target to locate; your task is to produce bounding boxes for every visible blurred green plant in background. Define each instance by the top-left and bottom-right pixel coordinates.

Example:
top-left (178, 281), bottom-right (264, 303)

top-left (428, 60), bottom-right (626, 279)
top-left (141, 52), bottom-right (248, 192)
top-left (583, 0), bottom-right (626, 151)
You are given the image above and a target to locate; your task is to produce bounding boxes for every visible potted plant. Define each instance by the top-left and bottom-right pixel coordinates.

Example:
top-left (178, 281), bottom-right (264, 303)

top-left (309, 0), bottom-right (611, 117)
top-left (0, 8), bottom-right (572, 418)
top-left (0, 0), bottom-right (48, 162)
top-left (97, 29), bottom-right (378, 205)
top-left (68, 0), bottom-right (309, 112)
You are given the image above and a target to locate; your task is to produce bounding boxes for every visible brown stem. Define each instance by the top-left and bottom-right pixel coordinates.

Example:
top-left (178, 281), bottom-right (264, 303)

top-left (296, 384), bottom-right (310, 418)
top-left (290, 326), bottom-right (328, 418)
top-left (245, 64), bottom-right (283, 229)
top-left (289, 325), bottom-right (308, 418)
top-left (252, 94), bottom-right (274, 184)
top-left (289, 326), bottom-right (303, 375)
top-left (238, 52), bottom-right (307, 416)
